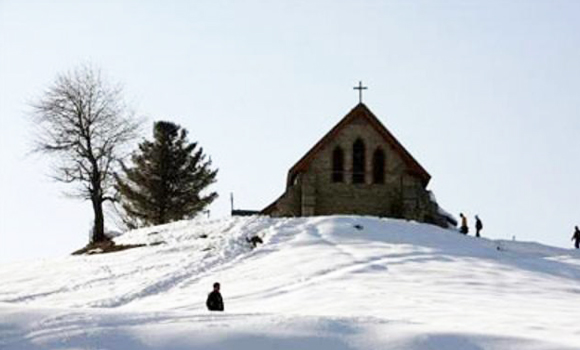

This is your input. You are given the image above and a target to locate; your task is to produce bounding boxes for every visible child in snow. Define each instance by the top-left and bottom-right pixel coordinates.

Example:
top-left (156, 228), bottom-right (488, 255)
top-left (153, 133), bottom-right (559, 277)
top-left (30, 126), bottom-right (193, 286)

top-left (206, 282), bottom-right (224, 311)
top-left (572, 226), bottom-right (580, 249)
top-left (459, 213), bottom-right (468, 235)
top-left (475, 215), bottom-right (483, 238)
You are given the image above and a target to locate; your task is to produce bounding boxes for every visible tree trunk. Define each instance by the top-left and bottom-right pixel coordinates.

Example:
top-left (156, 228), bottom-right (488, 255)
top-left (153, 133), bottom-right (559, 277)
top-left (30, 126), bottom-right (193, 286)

top-left (91, 196), bottom-right (106, 243)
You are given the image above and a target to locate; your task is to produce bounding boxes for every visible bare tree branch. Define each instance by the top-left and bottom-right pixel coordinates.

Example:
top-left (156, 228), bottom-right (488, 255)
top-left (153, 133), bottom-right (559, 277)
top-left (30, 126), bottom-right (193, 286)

top-left (31, 65), bottom-right (142, 243)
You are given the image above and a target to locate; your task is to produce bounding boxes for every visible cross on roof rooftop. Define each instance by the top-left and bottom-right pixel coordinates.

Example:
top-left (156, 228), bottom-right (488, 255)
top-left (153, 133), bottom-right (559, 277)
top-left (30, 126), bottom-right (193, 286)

top-left (353, 81), bottom-right (368, 103)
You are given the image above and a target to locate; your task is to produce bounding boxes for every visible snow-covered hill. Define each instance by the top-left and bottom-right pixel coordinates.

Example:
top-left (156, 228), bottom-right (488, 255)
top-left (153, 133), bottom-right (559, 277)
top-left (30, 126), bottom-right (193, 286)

top-left (1, 216), bottom-right (579, 349)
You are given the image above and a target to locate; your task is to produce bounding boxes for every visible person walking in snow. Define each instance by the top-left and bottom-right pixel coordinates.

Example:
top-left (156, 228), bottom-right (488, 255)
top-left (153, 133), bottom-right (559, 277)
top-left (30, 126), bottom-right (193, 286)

top-left (206, 282), bottom-right (224, 311)
top-left (459, 213), bottom-right (468, 235)
top-left (572, 226), bottom-right (580, 249)
top-left (475, 215), bottom-right (483, 238)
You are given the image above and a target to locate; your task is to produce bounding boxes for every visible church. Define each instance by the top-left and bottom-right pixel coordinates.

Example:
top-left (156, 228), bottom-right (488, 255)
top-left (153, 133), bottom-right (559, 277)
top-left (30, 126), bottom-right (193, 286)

top-left (261, 96), bottom-right (455, 228)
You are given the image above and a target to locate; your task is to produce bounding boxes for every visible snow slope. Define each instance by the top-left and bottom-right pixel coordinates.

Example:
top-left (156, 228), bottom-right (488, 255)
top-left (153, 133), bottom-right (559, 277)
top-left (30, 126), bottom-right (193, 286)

top-left (1, 215), bottom-right (579, 349)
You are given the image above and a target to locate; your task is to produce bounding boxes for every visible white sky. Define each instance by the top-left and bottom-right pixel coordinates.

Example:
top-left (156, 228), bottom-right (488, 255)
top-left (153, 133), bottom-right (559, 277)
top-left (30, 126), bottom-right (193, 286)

top-left (1, 0), bottom-right (579, 263)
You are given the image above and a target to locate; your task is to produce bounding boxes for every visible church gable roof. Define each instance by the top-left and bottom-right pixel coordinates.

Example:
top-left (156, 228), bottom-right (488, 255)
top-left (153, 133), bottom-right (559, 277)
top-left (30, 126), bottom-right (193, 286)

top-left (287, 103), bottom-right (431, 187)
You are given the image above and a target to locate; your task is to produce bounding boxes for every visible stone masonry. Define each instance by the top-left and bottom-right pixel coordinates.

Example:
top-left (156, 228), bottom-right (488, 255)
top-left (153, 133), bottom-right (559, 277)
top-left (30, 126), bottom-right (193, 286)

top-left (262, 103), bottom-right (454, 228)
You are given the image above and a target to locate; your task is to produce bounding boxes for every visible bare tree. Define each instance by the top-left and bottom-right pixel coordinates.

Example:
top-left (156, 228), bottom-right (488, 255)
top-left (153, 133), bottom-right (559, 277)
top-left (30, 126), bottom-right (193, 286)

top-left (31, 65), bottom-right (141, 243)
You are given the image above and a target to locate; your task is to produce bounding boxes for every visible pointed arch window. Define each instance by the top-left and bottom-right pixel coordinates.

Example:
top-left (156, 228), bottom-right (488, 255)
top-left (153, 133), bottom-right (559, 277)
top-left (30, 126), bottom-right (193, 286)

top-left (352, 139), bottom-right (365, 184)
top-left (373, 148), bottom-right (385, 184)
top-left (332, 146), bottom-right (344, 183)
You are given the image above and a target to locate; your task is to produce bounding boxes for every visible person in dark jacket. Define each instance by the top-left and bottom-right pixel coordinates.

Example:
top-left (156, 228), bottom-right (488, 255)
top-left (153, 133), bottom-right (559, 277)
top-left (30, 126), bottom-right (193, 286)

top-left (206, 282), bottom-right (224, 311)
top-left (572, 226), bottom-right (580, 249)
top-left (475, 215), bottom-right (483, 238)
top-left (459, 213), bottom-right (468, 235)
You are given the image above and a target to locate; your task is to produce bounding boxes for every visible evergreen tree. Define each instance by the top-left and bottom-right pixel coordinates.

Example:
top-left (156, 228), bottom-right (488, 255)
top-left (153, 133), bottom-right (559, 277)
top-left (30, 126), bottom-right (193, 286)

top-left (116, 121), bottom-right (218, 227)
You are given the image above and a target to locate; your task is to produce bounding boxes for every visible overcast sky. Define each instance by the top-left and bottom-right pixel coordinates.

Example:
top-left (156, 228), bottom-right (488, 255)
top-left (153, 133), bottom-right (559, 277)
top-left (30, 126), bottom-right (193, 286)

top-left (1, 0), bottom-right (579, 263)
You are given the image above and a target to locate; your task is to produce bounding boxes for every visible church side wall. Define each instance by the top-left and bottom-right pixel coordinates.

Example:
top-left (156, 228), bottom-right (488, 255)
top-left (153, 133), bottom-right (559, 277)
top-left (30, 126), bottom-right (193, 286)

top-left (271, 181), bottom-right (302, 217)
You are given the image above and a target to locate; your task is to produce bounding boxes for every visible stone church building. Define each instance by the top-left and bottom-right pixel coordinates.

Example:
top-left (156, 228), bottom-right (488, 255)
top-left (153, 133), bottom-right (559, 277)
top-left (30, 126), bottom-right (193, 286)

top-left (261, 103), bottom-right (454, 228)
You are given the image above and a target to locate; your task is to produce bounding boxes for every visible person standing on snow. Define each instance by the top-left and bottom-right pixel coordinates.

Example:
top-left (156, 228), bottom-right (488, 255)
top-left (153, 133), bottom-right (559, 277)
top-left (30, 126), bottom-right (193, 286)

top-left (475, 215), bottom-right (483, 238)
top-left (206, 282), bottom-right (224, 311)
top-left (572, 226), bottom-right (580, 249)
top-left (459, 213), bottom-right (468, 235)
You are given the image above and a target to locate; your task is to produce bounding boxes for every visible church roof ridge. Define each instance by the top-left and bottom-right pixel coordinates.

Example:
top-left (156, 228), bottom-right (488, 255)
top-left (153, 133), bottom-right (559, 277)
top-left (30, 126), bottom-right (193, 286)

top-left (286, 103), bottom-right (431, 187)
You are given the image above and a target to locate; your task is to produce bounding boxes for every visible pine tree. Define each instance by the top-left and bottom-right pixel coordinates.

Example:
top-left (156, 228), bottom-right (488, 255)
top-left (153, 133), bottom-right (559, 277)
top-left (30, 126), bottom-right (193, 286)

top-left (115, 121), bottom-right (218, 227)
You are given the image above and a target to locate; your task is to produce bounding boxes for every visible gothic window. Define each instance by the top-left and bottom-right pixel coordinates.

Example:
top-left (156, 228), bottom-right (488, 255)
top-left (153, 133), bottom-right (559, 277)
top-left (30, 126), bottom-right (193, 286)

top-left (373, 148), bottom-right (385, 184)
top-left (332, 146), bottom-right (344, 183)
top-left (352, 139), bottom-right (365, 184)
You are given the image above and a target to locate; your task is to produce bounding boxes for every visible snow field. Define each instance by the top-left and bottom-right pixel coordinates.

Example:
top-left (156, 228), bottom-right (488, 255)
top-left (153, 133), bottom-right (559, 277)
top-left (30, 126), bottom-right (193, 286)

top-left (1, 215), bottom-right (579, 349)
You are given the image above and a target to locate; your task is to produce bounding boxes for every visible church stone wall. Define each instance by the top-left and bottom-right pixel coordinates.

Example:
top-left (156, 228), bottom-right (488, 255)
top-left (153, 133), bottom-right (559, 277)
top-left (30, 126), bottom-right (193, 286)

top-left (267, 110), bottom-right (451, 228)
top-left (272, 180), bottom-right (301, 217)
top-left (306, 115), bottom-right (424, 218)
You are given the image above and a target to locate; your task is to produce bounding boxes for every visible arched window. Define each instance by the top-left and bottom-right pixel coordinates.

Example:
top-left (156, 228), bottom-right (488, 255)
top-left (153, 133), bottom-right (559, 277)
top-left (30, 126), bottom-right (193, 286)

top-left (332, 147), bottom-right (344, 183)
top-left (352, 139), bottom-right (365, 184)
top-left (373, 148), bottom-right (385, 184)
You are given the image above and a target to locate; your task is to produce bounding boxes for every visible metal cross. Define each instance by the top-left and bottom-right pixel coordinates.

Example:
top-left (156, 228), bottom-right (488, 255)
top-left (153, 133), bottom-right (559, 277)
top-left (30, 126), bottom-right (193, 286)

top-left (353, 81), bottom-right (367, 103)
